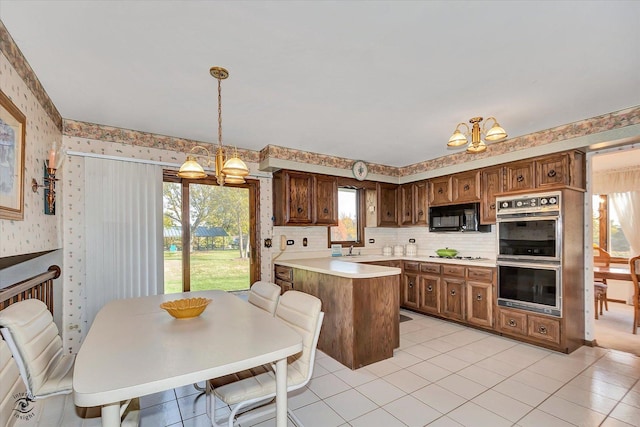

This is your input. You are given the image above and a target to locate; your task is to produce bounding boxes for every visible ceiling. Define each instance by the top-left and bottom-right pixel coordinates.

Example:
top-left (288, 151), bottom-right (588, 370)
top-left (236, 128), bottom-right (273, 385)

top-left (1, 1), bottom-right (639, 167)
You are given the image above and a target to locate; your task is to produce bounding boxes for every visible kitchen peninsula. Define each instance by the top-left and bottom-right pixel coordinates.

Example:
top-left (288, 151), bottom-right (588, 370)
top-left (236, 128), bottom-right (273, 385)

top-left (274, 258), bottom-right (401, 369)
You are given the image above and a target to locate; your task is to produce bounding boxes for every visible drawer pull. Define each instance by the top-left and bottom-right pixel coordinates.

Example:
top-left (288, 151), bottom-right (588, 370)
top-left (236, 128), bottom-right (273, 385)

top-left (323, 207), bottom-right (329, 214)
top-left (508, 319), bottom-right (517, 327)
top-left (409, 281), bottom-right (414, 288)
top-left (418, 210), bottom-right (424, 217)
top-left (517, 175), bottom-right (524, 182)
top-left (464, 184), bottom-right (470, 191)
top-left (438, 188), bottom-right (443, 194)
top-left (427, 285), bottom-right (433, 292)
top-left (547, 170), bottom-right (557, 178)
top-left (450, 289), bottom-right (456, 296)
top-left (538, 325), bottom-right (548, 335)
top-left (490, 203), bottom-right (495, 210)
top-left (476, 293), bottom-right (482, 301)
top-left (297, 207), bottom-right (303, 213)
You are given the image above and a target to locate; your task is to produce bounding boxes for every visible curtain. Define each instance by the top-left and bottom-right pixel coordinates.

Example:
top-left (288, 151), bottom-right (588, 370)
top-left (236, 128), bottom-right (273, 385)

top-left (84, 157), bottom-right (164, 328)
top-left (610, 192), bottom-right (640, 256)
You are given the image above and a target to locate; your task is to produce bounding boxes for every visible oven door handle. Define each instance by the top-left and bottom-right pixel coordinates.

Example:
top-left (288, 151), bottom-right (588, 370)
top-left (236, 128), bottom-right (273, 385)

top-left (496, 260), bottom-right (561, 270)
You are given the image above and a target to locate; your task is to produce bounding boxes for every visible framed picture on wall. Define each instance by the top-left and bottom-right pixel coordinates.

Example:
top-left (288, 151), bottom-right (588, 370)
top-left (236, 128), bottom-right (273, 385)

top-left (0, 89), bottom-right (26, 220)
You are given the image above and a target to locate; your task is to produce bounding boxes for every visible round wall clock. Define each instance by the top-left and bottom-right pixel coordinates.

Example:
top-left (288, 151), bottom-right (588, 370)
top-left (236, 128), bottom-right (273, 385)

top-left (352, 160), bottom-right (368, 181)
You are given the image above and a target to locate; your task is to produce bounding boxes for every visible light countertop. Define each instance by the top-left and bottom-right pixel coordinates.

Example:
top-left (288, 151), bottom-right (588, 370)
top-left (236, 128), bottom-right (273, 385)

top-left (275, 255), bottom-right (496, 279)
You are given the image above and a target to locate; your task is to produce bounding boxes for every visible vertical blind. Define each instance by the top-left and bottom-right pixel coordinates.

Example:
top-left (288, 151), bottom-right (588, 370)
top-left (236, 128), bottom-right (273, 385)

top-left (84, 157), bottom-right (164, 328)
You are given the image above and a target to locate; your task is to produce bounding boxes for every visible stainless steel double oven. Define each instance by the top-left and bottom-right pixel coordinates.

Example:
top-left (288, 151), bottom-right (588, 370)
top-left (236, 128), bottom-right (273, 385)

top-left (496, 191), bottom-right (562, 317)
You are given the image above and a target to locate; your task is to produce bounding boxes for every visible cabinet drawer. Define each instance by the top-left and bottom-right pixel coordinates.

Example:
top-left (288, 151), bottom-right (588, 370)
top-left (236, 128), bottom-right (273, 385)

top-left (498, 309), bottom-right (527, 336)
top-left (467, 267), bottom-right (493, 283)
top-left (404, 261), bottom-right (420, 273)
top-left (442, 265), bottom-right (465, 278)
top-left (420, 263), bottom-right (441, 274)
top-left (528, 314), bottom-right (560, 344)
top-left (274, 265), bottom-right (293, 281)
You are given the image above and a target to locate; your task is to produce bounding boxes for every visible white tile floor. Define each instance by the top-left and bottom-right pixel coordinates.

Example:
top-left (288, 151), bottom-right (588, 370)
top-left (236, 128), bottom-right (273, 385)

top-left (138, 309), bottom-right (640, 427)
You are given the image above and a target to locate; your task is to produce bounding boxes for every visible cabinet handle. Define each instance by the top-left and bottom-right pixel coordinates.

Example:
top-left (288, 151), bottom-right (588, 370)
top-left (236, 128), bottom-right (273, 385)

top-left (406, 211), bottom-right (410, 216)
top-left (418, 210), bottom-right (424, 217)
top-left (508, 319), bottom-right (517, 327)
top-left (427, 285), bottom-right (433, 292)
top-left (323, 207), bottom-right (329, 214)
top-left (464, 184), bottom-right (470, 191)
top-left (297, 207), bottom-right (303, 213)
top-left (450, 289), bottom-right (456, 296)
top-left (490, 203), bottom-right (495, 210)
top-left (538, 325), bottom-right (548, 335)
top-left (387, 211), bottom-right (391, 217)
top-left (409, 281), bottom-right (413, 288)
top-left (476, 293), bottom-right (482, 301)
top-left (438, 188), bottom-right (443, 194)
top-left (547, 170), bottom-right (557, 178)
top-left (517, 175), bottom-right (524, 182)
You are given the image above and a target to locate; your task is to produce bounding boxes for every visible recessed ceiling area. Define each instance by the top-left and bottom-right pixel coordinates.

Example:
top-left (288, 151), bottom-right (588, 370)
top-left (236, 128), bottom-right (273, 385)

top-left (1, 1), bottom-right (639, 167)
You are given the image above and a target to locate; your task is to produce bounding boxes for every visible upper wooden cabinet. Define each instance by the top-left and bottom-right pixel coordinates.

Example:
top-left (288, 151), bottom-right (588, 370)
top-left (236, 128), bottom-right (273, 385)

top-left (428, 176), bottom-right (452, 206)
top-left (480, 166), bottom-right (503, 224)
top-left (273, 170), bottom-right (338, 226)
top-left (399, 181), bottom-right (428, 226)
top-left (504, 151), bottom-right (585, 194)
top-left (452, 171), bottom-right (480, 203)
top-left (377, 182), bottom-right (399, 227)
top-left (504, 160), bottom-right (535, 192)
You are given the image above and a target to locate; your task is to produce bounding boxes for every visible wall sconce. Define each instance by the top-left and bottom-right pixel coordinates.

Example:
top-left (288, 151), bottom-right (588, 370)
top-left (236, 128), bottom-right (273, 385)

top-left (32, 145), bottom-right (62, 215)
top-left (447, 116), bottom-right (507, 153)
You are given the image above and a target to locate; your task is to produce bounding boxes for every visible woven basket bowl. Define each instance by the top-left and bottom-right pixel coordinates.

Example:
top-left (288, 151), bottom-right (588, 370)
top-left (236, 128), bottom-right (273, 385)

top-left (160, 297), bottom-right (212, 319)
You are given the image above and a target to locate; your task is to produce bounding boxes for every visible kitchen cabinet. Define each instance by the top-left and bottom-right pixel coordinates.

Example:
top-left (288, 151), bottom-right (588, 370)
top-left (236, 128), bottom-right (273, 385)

top-left (313, 174), bottom-right (338, 225)
top-left (377, 182), bottom-right (399, 227)
top-left (274, 265), bottom-right (293, 294)
top-left (535, 151), bottom-right (585, 190)
top-left (480, 166), bottom-right (503, 224)
top-left (402, 262), bottom-right (420, 309)
top-left (272, 170), bottom-right (338, 226)
top-left (466, 267), bottom-right (494, 327)
top-left (452, 171), bottom-right (480, 203)
top-left (504, 160), bottom-right (535, 192)
top-left (428, 176), bottom-right (452, 206)
top-left (399, 181), bottom-right (428, 226)
top-left (497, 308), bottom-right (561, 346)
top-left (441, 265), bottom-right (466, 321)
top-left (419, 263), bottom-right (441, 315)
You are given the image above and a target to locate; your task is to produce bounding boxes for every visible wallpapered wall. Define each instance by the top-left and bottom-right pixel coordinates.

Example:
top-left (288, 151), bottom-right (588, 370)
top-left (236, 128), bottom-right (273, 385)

top-left (0, 52), bottom-right (62, 257)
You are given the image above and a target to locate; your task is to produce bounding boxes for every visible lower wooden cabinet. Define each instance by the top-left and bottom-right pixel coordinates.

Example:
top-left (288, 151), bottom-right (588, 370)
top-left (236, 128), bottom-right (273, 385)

top-left (402, 270), bottom-right (420, 309)
top-left (441, 278), bottom-right (465, 321)
top-left (466, 281), bottom-right (493, 328)
top-left (274, 265), bottom-right (293, 294)
top-left (419, 274), bottom-right (440, 315)
top-left (497, 308), bottom-right (561, 346)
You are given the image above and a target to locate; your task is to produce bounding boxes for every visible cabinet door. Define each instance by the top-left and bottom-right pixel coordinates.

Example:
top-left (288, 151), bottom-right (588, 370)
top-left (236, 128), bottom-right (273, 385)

top-left (314, 175), bottom-right (338, 225)
top-left (497, 308), bottom-right (527, 336)
top-left (452, 171), bottom-right (480, 203)
top-left (527, 314), bottom-right (560, 345)
top-left (428, 176), bottom-right (452, 206)
top-left (480, 166), bottom-right (503, 224)
top-left (377, 183), bottom-right (399, 227)
top-left (441, 278), bottom-right (465, 321)
top-left (466, 281), bottom-right (493, 328)
top-left (402, 272), bottom-right (420, 309)
top-left (414, 181), bottom-right (428, 226)
top-left (504, 161), bottom-right (534, 192)
top-left (285, 171), bottom-right (313, 224)
top-left (399, 184), bottom-right (415, 226)
top-left (535, 154), bottom-right (569, 189)
top-left (419, 274), bottom-right (440, 315)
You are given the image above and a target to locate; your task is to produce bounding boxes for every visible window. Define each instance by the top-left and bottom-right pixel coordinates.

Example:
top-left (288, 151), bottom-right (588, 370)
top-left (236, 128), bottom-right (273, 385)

top-left (592, 194), bottom-right (631, 259)
top-left (330, 187), bottom-right (365, 247)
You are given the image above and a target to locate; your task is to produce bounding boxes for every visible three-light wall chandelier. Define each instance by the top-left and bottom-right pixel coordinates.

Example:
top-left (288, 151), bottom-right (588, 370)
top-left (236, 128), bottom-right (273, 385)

top-left (178, 67), bottom-right (249, 185)
top-left (447, 116), bottom-right (507, 153)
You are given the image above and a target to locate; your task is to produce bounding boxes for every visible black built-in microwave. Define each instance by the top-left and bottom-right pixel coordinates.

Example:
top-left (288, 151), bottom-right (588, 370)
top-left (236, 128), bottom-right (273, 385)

top-left (428, 203), bottom-right (490, 232)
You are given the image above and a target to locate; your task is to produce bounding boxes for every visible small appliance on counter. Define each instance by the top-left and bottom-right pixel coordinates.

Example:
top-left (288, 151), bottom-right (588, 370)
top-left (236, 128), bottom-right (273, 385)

top-left (382, 245), bottom-right (393, 256)
top-left (405, 243), bottom-right (417, 256)
top-left (393, 244), bottom-right (404, 256)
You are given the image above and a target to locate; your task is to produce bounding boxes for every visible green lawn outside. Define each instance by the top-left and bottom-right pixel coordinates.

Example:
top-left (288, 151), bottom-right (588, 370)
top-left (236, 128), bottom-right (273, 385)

top-left (164, 250), bottom-right (250, 294)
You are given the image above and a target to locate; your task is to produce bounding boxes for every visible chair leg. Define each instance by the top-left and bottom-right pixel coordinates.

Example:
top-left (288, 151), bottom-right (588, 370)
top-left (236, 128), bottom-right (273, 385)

top-left (594, 295), bottom-right (599, 319)
top-left (604, 291), bottom-right (608, 311)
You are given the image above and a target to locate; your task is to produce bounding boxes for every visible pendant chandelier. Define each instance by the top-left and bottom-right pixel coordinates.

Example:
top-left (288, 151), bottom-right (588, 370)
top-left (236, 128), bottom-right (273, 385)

top-left (447, 116), bottom-right (507, 154)
top-left (178, 66), bottom-right (249, 184)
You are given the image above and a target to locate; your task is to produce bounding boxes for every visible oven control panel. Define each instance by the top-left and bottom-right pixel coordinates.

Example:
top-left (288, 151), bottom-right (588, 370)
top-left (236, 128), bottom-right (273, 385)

top-left (496, 191), bottom-right (561, 215)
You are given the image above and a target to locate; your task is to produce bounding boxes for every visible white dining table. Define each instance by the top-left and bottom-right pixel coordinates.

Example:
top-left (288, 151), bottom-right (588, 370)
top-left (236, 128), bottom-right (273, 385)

top-left (73, 290), bottom-right (302, 427)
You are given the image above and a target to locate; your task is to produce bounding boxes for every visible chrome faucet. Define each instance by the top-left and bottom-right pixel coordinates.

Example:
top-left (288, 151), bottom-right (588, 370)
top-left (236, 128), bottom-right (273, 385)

top-left (348, 245), bottom-right (354, 256)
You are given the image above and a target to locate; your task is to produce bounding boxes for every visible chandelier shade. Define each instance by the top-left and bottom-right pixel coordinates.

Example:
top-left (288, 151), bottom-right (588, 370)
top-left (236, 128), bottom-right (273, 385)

top-left (447, 116), bottom-right (507, 153)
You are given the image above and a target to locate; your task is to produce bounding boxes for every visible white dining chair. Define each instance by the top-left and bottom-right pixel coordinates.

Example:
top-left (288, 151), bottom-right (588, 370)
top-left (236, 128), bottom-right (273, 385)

top-left (0, 299), bottom-right (74, 400)
top-left (207, 290), bottom-right (324, 427)
top-left (247, 281), bottom-right (281, 316)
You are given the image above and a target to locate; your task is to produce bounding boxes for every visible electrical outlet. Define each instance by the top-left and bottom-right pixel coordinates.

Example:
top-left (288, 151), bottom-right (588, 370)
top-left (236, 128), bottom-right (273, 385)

top-left (303, 237), bottom-right (308, 247)
top-left (369, 238), bottom-right (375, 244)
top-left (409, 238), bottom-right (416, 243)
top-left (286, 239), bottom-right (294, 246)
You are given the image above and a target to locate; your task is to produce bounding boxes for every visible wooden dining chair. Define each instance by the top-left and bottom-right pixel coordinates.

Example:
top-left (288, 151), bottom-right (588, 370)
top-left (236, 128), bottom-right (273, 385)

top-left (594, 244), bottom-right (611, 313)
top-left (630, 255), bottom-right (640, 334)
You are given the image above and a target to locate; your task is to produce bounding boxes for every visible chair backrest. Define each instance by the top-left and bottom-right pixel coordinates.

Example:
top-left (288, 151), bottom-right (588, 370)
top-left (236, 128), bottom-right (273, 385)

top-left (594, 245), bottom-right (611, 268)
top-left (631, 255), bottom-right (640, 291)
top-left (274, 291), bottom-right (323, 387)
top-left (0, 300), bottom-right (64, 398)
top-left (1, 338), bottom-right (27, 427)
top-left (247, 281), bottom-right (281, 316)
